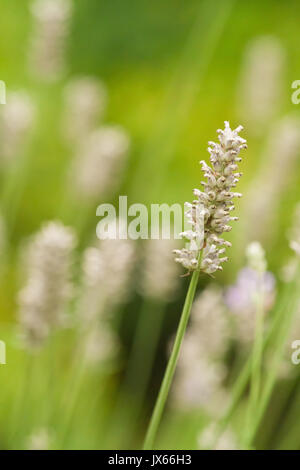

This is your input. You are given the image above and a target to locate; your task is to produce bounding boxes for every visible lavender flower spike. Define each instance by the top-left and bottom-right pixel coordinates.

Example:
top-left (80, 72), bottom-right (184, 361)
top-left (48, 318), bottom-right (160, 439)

top-left (18, 221), bottom-right (77, 348)
top-left (174, 122), bottom-right (247, 274)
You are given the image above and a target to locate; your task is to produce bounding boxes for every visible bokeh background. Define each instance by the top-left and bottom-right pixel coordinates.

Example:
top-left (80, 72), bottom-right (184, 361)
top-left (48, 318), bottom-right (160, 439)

top-left (1, 0), bottom-right (300, 450)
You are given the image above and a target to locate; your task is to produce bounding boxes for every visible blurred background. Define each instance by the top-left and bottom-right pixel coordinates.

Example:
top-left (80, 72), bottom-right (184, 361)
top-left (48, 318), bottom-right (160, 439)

top-left (1, 0), bottom-right (300, 450)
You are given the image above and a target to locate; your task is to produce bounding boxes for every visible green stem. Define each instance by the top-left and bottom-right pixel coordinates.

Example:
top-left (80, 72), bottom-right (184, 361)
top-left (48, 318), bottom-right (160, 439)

top-left (143, 257), bottom-right (201, 450)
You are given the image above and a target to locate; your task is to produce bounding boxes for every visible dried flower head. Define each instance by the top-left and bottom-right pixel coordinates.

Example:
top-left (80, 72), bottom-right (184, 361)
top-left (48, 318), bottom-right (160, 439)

top-left (29, 0), bottom-right (72, 81)
top-left (18, 221), bottom-right (76, 348)
top-left (71, 126), bottom-right (130, 200)
top-left (0, 92), bottom-right (35, 163)
top-left (63, 77), bottom-right (107, 144)
top-left (174, 122), bottom-right (247, 274)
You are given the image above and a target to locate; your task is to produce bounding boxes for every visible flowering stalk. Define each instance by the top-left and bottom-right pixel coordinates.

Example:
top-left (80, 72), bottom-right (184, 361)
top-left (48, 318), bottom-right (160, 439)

top-left (0, 91), bottom-right (35, 164)
top-left (174, 122), bottom-right (246, 274)
top-left (18, 221), bottom-right (76, 348)
top-left (29, 0), bottom-right (72, 81)
top-left (173, 285), bottom-right (230, 413)
top-left (143, 122), bottom-right (246, 449)
top-left (143, 256), bottom-right (202, 450)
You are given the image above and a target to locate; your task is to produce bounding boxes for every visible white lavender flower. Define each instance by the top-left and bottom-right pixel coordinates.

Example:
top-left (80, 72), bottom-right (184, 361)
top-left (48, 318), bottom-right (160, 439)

top-left (18, 221), bottom-right (76, 348)
top-left (0, 92), bottom-right (35, 163)
top-left (78, 234), bottom-right (136, 324)
top-left (29, 0), bottom-right (72, 81)
top-left (63, 77), bottom-right (107, 145)
top-left (225, 267), bottom-right (276, 344)
top-left (77, 232), bottom-right (136, 364)
top-left (140, 239), bottom-right (180, 301)
top-left (237, 36), bottom-right (284, 132)
top-left (71, 126), bottom-right (130, 200)
top-left (93, 237), bottom-right (136, 306)
top-left (174, 122), bottom-right (247, 274)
